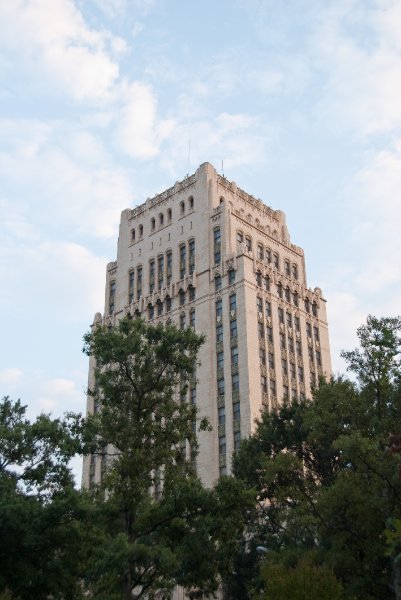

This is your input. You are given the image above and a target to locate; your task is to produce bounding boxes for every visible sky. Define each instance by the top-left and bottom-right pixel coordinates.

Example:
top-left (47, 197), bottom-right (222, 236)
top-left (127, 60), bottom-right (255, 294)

top-left (1, 0), bottom-right (401, 483)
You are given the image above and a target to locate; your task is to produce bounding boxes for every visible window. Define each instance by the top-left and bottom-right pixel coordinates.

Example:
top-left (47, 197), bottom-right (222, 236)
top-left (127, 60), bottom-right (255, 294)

top-left (285, 287), bottom-right (291, 303)
top-left (282, 359), bottom-right (288, 375)
top-left (229, 294), bottom-right (237, 312)
top-left (286, 312), bottom-right (292, 327)
top-left (179, 244), bottom-right (186, 279)
top-left (232, 373), bottom-right (240, 391)
top-left (316, 350), bottom-right (322, 366)
top-left (216, 299), bottom-right (223, 319)
top-left (261, 375), bottom-right (267, 393)
top-left (233, 402), bottom-right (241, 420)
top-left (285, 260), bottom-right (290, 276)
top-left (263, 276), bottom-right (270, 292)
top-left (273, 253), bottom-right (280, 270)
top-left (180, 201), bottom-right (185, 215)
top-left (189, 285), bottom-right (195, 302)
top-left (149, 260), bottom-right (155, 293)
top-left (306, 322), bottom-right (312, 337)
top-left (109, 281), bottom-right (115, 315)
top-left (265, 300), bottom-right (271, 318)
top-left (267, 326), bottom-right (273, 343)
top-left (218, 406), bottom-right (225, 425)
top-left (157, 300), bottom-right (163, 316)
top-left (217, 378), bottom-right (225, 397)
top-left (157, 255), bottom-right (164, 290)
top-left (166, 296), bottom-right (172, 312)
top-left (278, 308), bottom-right (284, 324)
top-left (268, 352), bottom-right (275, 370)
top-left (308, 346), bottom-right (314, 362)
top-left (214, 227), bottom-right (221, 265)
top-left (314, 326), bottom-right (320, 341)
top-left (292, 387), bottom-right (297, 399)
top-left (228, 269), bottom-right (235, 285)
top-left (296, 340), bottom-right (302, 357)
top-left (189, 239), bottom-right (195, 274)
top-left (159, 213), bottom-right (164, 227)
top-left (257, 296), bottom-right (263, 313)
top-left (139, 224), bottom-right (143, 237)
top-left (190, 387), bottom-right (196, 405)
top-left (179, 289), bottom-right (185, 306)
top-left (216, 323), bottom-right (223, 342)
top-left (231, 345), bottom-right (238, 365)
top-left (167, 208), bottom-right (172, 222)
top-left (258, 322), bottom-right (265, 339)
top-left (290, 363), bottom-right (296, 380)
top-left (270, 380), bottom-right (276, 397)
top-left (217, 351), bottom-right (224, 369)
top-left (245, 237), bottom-right (252, 251)
top-left (215, 274), bottom-right (222, 291)
top-left (305, 298), bottom-right (310, 313)
top-left (219, 435), bottom-right (226, 455)
top-left (234, 431), bottom-right (241, 450)
top-left (265, 248), bottom-right (271, 263)
top-left (189, 196), bottom-right (194, 210)
top-left (131, 228), bottom-right (135, 242)
top-left (293, 291), bottom-right (299, 307)
top-left (129, 270), bottom-right (135, 303)
top-left (259, 347), bottom-right (266, 366)
top-left (151, 217), bottom-right (155, 231)
top-left (277, 283), bottom-right (283, 299)
top-left (230, 319), bottom-right (238, 338)
top-left (190, 308), bottom-right (195, 329)
top-left (166, 250), bottom-right (172, 285)
top-left (148, 304), bottom-right (154, 320)
top-left (283, 385), bottom-right (289, 401)
top-left (298, 366), bottom-right (304, 383)
top-left (180, 312), bottom-right (186, 330)
top-left (288, 336), bottom-right (294, 353)
top-left (137, 267), bottom-right (142, 300)
top-left (257, 244), bottom-right (263, 260)
top-left (256, 271), bottom-right (262, 287)
top-left (280, 333), bottom-right (286, 350)
top-left (294, 316), bottom-right (300, 332)
top-left (292, 264), bottom-right (298, 280)
top-left (237, 231), bottom-right (243, 244)
top-left (312, 302), bottom-right (318, 317)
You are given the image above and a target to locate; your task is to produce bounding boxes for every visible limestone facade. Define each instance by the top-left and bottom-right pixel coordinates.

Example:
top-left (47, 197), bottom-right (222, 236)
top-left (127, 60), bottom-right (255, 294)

top-left (82, 161), bottom-right (331, 489)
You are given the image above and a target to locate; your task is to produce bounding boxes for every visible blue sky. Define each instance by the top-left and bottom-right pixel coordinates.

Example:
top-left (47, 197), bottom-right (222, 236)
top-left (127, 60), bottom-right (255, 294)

top-left (1, 0), bottom-right (401, 481)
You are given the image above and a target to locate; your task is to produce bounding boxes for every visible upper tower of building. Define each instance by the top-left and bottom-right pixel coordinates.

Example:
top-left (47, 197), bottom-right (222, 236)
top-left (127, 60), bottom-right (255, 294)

top-left (83, 162), bottom-right (331, 489)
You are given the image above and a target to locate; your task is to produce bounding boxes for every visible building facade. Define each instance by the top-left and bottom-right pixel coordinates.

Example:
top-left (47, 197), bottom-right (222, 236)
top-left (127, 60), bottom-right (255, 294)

top-left (82, 161), bottom-right (331, 489)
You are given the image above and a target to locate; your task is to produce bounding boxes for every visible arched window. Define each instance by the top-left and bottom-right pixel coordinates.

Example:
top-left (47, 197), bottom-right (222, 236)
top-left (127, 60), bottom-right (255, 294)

top-left (312, 302), bottom-right (318, 317)
top-left (293, 291), bottom-right (299, 307)
top-left (256, 271), bottom-right (262, 287)
top-left (165, 295), bottom-right (172, 313)
top-left (285, 287), bottom-right (291, 302)
top-left (189, 196), bottom-right (194, 210)
top-left (151, 217), bottom-right (155, 231)
top-left (159, 213), bottom-right (164, 226)
top-left (157, 299), bottom-right (163, 316)
top-left (167, 208), bottom-right (172, 222)
top-left (277, 283), bottom-right (283, 299)
top-left (219, 196), bottom-right (224, 204)
top-left (131, 228), bottom-right (135, 242)
top-left (179, 288), bottom-right (185, 306)
top-left (305, 298), bottom-right (310, 313)
top-left (263, 275), bottom-right (270, 292)
top-left (188, 285), bottom-right (195, 302)
top-left (148, 303), bottom-right (154, 320)
top-left (139, 224), bottom-right (143, 237)
top-left (180, 201), bottom-right (185, 215)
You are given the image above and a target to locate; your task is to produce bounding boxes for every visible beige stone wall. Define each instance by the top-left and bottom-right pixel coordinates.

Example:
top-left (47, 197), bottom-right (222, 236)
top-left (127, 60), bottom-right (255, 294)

top-left (82, 162), bottom-right (332, 492)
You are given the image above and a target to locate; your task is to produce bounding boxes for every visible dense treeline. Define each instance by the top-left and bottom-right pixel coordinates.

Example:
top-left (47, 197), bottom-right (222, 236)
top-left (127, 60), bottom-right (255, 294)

top-left (1, 316), bottom-right (401, 599)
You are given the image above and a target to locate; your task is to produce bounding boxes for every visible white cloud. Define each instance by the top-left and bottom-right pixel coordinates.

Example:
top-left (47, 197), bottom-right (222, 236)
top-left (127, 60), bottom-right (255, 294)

top-left (0, 0), bottom-right (122, 101)
top-left (0, 368), bottom-right (23, 385)
top-left (114, 81), bottom-right (175, 159)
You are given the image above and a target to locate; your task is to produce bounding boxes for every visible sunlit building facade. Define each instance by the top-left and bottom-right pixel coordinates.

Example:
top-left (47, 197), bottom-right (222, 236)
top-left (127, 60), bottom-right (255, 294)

top-left (82, 161), bottom-right (331, 490)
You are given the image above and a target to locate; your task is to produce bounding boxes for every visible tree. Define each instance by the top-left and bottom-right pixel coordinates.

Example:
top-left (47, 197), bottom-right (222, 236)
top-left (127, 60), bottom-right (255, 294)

top-left (0, 396), bottom-right (95, 600)
top-left (83, 317), bottom-right (250, 599)
top-left (232, 316), bottom-right (401, 599)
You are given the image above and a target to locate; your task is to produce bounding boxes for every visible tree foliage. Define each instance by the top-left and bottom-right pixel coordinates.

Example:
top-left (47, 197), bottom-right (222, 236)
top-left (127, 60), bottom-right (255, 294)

top-left (233, 316), bottom-right (401, 600)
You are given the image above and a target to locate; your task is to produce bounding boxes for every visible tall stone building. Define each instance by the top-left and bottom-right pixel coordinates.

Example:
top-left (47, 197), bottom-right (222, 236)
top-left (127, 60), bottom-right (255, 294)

top-left (82, 162), bottom-right (331, 489)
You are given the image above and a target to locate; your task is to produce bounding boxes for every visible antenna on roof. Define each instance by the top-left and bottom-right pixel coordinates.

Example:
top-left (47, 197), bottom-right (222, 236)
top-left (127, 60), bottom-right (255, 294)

top-left (222, 159), bottom-right (224, 177)
top-left (187, 137), bottom-right (190, 176)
